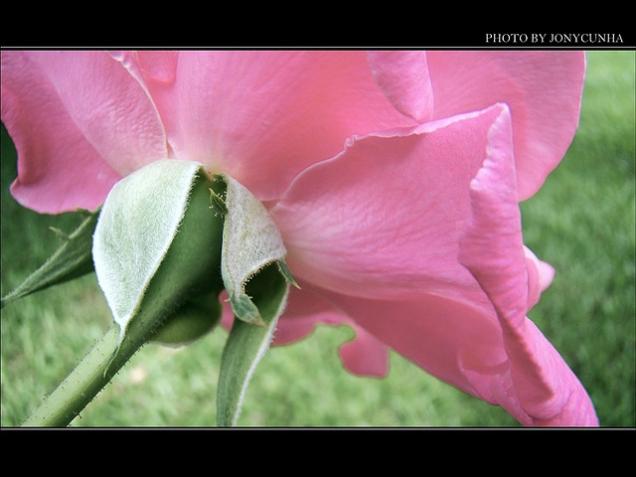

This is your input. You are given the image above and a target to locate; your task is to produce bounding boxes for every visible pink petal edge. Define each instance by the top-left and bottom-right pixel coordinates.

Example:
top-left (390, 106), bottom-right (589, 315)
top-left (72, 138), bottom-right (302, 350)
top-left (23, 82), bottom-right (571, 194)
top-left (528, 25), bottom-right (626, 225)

top-left (458, 104), bottom-right (598, 425)
top-left (427, 51), bottom-right (586, 200)
top-left (272, 102), bottom-right (596, 426)
top-left (1, 52), bottom-right (121, 213)
top-left (114, 51), bottom-right (416, 201)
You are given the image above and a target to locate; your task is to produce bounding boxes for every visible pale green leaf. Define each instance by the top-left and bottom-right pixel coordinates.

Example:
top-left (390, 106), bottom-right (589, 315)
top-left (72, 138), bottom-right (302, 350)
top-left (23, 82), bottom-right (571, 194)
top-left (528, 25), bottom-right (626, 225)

top-left (216, 174), bottom-right (294, 426)
top-left (220, 175), bottom-right (287, 325)
top-left (217, 261), bottom-right (289, 426)
top-left (1, 212), bottom-right (98, 309)
top-left (93, 160), bottom-right (224, 343)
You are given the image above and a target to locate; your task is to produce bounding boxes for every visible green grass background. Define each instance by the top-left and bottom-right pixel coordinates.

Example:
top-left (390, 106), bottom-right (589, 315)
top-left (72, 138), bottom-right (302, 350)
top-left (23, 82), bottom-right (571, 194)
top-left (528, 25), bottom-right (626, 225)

top-left (1, 51), bottom-right (634, 427)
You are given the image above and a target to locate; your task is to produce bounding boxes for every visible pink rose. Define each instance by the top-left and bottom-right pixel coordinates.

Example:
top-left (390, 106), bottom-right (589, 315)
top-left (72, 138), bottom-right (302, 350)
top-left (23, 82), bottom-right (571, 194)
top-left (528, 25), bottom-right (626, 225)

top-left (1, 51), bottom-right (597, 426)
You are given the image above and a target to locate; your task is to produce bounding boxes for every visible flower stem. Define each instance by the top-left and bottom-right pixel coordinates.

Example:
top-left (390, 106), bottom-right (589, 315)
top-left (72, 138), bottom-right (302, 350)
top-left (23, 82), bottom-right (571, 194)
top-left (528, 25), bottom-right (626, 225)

top-left (23, 292), bottom-right (174, 427)
top-left (24, 286), bottom-right (222, 426)
top-left (23, 326), bottom-right (122, 427)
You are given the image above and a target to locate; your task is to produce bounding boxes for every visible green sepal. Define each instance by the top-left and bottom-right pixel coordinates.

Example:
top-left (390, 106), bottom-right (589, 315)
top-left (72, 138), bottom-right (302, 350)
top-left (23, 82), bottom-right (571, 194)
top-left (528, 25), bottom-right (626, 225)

top-left (93, 160), bottom-right (225, 347)
top-left (277, 260), bottom-right (300, 289)
top-left (1, 212), bottom-right (98, 309)
top-left (219, 175), bottom-right (287, 326)
top-left (217, 261), bottom-right (289, 426)
top-left (214, 174), bottom-right (297, 425)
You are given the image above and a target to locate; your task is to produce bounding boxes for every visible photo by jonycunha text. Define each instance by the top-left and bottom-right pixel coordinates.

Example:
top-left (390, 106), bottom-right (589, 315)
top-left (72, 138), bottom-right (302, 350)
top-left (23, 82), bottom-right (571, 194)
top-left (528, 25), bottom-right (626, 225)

top-left (485, 32), bottom-right (624, 45)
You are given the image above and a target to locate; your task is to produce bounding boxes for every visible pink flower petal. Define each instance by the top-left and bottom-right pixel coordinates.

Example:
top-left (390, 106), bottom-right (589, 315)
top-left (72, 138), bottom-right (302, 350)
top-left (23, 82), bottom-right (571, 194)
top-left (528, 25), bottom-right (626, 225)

top-left (316, 257), bottom-right (595, 425)
top-left (272, 105), bottom-right (507, 305)
top-left (272, 285), bottom-right (344, 345)
top-left (320, 290), bottom-right (511, 411)
top-left (338, 324), bottom-right (389, 378)
top-left (458, 105), bottom-right (597, 425)
top-left (427, 51), bottom-right (586, 200)
top-left (367, 51), bottom-right (434, 122)
top-left (314, 269), bottom-right (574, 423)
top-left (280, 284), bottom-right (390, 377)
top-left (23, 51), bottom-right (168, 176)
top-left (122, 51), bottom-right (414, 201)
top-left (1, 51), bottom-right (171, 213)
top-left (275, 103), bottom-right (596, 425)
top-left (135, 51), bottom-right (178, 84)
top-left (1, 52), bottom-right (121, 213)
top-left (524, 246), bottom-right (556, 310)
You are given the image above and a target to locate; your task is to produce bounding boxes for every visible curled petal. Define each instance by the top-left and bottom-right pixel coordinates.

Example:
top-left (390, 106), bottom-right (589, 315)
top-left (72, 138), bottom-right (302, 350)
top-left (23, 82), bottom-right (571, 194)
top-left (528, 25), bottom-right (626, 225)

top-left (272, 105), bottom-right (508, 305)
top-left (427, 51), bottom-right (586, 200)
top-left (458, 105), bottom-right (597, 425)
top-left (276, 102), bottom-right (596, 425)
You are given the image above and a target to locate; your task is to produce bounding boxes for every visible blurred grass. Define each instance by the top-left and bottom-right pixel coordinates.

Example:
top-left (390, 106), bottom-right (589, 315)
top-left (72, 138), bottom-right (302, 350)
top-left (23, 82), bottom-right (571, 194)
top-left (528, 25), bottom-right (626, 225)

top-left (1, 51), bottom-right (634, 427)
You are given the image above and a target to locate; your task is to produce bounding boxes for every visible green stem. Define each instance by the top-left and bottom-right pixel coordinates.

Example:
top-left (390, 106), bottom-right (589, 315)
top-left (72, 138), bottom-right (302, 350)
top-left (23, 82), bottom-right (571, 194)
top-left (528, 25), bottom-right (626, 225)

top-left (23, 294), bottom-right (175, 427)
top-left (23, 326), bottom-right (121, 427)
top-left (23, 290), bottom-right (221, 426)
